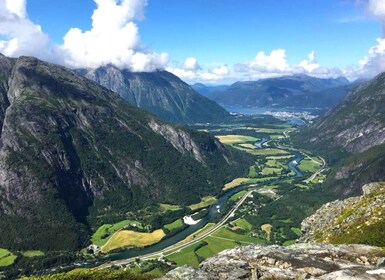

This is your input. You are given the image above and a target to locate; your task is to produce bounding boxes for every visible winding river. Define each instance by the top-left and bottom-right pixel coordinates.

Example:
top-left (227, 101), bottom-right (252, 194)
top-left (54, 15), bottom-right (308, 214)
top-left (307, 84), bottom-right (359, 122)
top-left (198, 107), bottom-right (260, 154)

top-left (96, 153), bottom-right (304, 264)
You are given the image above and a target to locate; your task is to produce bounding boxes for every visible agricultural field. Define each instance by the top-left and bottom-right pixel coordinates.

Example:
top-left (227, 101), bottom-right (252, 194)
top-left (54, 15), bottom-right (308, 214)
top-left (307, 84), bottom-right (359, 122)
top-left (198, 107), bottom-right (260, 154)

top-left (92, 220), bottom-right (146, 247)
top-left (212, 228), bottom-right (265, 244)
top-left (0, 248), bottom-right (16, 267)
top-left (166, 243), bottom-right (201, 267)
top-left (233, 218), bottom-right (253, 231)
top-left (298, 157), bottom-right (322, 173)
top-left (216, 135), bottom-right (259, 144)
top-left (189, 196), bottom-right (218, 210)
top-left (164, 219), bottom-right (184, 231)
top-left (223, 178), bottom-right (249, 191)
top-left (229, 190), bottom-right (248, 201)
top-left (101, 229), bottom-right (165, 253)
top-left (195, 236), bottom-right (238, 259)
top-left (159, 203), bottom-right (181, 212)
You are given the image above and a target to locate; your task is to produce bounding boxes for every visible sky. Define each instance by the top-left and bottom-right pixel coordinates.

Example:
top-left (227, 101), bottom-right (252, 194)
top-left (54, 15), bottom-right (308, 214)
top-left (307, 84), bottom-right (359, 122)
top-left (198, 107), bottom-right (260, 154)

top-left (1, 0), bottom-right (385, 84)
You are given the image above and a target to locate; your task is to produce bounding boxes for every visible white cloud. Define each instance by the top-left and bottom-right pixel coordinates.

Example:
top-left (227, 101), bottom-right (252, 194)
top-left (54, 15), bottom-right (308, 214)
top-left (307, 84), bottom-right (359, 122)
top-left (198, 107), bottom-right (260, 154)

top-left (166, 57), bottom-right (230, 83)
top-left (0, 0), bottom-right (51, 60)
top-left (61, 0), bottom-right (169, 71)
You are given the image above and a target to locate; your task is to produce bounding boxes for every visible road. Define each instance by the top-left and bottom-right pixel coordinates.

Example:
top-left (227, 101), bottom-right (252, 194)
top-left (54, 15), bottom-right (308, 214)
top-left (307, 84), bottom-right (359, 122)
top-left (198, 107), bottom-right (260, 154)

top-left (99, 189), bottom-right (254, 268)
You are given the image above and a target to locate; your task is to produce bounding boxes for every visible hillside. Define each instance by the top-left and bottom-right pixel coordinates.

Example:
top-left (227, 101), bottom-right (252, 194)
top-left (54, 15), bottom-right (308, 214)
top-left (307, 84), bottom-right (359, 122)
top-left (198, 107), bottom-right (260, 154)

top-left (77, 66), bottom-right (230, 124)
top-left (293, 72), bottom-right (385, 197)
top-left (0, 54), bottom-right (251, 252)
top-left (203, 74), bottom-right (352, 109)
top-left (301, 182), bottom-right (385, 246)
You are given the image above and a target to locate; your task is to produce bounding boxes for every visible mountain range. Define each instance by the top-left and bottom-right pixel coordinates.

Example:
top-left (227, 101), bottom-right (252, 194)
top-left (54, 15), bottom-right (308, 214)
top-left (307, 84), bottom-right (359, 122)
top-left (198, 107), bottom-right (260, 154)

top-left (0, 54), bottom-right (251, 251)
top-left (293, 72), bottom-right (385, 197)
top-left (194, 75), bottom-right (355, 109)
top-left (76, 66), bottom-right (230, 124)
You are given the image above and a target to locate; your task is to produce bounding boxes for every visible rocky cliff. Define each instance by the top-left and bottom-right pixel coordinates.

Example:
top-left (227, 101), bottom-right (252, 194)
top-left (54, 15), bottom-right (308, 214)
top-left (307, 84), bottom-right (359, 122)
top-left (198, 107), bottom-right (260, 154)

top-left (77, 65), bottom-right (230, 124)
top-left (161, 243), bottom-right (385, 279)
top-left (0, 54), bottom-right (251, 251)
top-left (300, 182), bottom-right (385, 247)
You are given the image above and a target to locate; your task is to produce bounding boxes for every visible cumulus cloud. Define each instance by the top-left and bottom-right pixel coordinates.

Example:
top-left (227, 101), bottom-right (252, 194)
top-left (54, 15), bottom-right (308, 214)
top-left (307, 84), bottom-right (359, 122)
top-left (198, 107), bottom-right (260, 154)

top-left (0, 0), bottom-right (51, 60)
top-left (166, 57), bottom-right (230, 83)
top-left (61, 0), bottom-right (169, 71)
top-left (349, 0), bottom-right (385, 79)
top-left (233, 49), bottom-right (342, 80)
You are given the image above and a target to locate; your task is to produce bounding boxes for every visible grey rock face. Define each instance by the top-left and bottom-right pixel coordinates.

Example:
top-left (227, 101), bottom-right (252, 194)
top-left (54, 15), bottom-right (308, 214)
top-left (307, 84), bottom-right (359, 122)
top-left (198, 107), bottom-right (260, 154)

top-left (160, 244), bottom-right (385, 280)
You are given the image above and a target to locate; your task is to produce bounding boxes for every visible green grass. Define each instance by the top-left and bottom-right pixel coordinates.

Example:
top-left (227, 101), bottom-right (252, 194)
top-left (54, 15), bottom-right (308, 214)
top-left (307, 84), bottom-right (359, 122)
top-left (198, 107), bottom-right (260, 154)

top-left (282, 240), bottom-right (297, 246)
top-left (159, 203), bottom-right (181, 212)
top-left (248, 166), bottom-right (257, 177)
top-left (189, 196), bottom-right (218, 210)
top-left (229, 190), bottom-right (248, 201)
top-left (291, 227), bottom-right (302, 237)
top-left (92, 220), bottom-right (144, 247)
top-left (216, 135), bottom-right (259, 144)
top-left (0, 248), bottom-right (16, 267)
top-left (247, 148), bottom-right (289, 156)
top-left (298, 158), bottom-right (321, 173)
top-left (164, 219), bottom-right (184, 231)
top-left (167, 243), bottom-right (200, 267)
top-left (213, 228), bottom-right (265, 244)
top-left (234, 218), bottom-right (253, 231)
top-left (21, 250), bottom-right (45, 257)
top-left (196, 236), bottom-right (238, 259)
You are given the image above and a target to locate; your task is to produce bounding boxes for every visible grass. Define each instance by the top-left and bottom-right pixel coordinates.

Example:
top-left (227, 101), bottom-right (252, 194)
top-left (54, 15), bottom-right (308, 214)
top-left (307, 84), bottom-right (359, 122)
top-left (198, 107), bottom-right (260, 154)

top-left (261, 167), bottom-right (282, 176)
top-left (282, 240), bottom-right (297, 246)
top-left (216, 135), bottom-right (258, 145)
top-left (196, 236), bottom-right (238, 259)
top-left (247, 148), bottom-right (289, 156)
top-left (238, 143), bottom-right (257, 149)
top-left (213, 228), bottom-right (265, 244)
top-left (0, 249), bottom-right (17, 267)
top-left (291, 227), bottom-right (302, 237)
top-left (180, 223), bottom-right (216, 244)
top-left (248, 166), bottom-right (257, 177)
top-left (92, 220), bottom-right (138, 247)
top-left (229, 190), bottom-right (248, 201)
top-left (223, 178), bottom-right (249, 191)
top-left (189, 196), bottom-right (218, 210)
top-left (234, 218), bottom-right (253, 231)
top-left (298, 157), bottom-right (321, 173)
top-left (164, 219), bottom-right (184, 231)
top-left (255, 128), bottom-right (288, 134)
top-left (159, 203), bottom-right (181, 212)
top-left (21, 250), bottom-right (45, 257)
top-left (102, 229), bottom-right (165, 253)
top-left (167, 243), bottom-right (200, 267)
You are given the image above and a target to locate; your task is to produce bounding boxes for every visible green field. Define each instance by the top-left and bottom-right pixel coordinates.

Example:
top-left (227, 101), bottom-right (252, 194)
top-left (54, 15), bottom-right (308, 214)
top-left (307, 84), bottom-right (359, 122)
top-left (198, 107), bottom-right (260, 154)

top-left (164, 219), bottom-right (184, 231)
top-left (159, 203), bottom-right (181, 212)
top-left (223, 178), bottom-right (249, 191)
top-left (0, 248), bottom-right (16, 267)
top-left (298, 157), bottom-right (322, 173)
top-left (247, 148), bottom-right (289, 156)
top-left (21, 250), bottom-right (45, 257)
top-left (196, 236), bottom-right (238, 259)
top-left (291, 227), bottom-right (302, 237)
top-left (92, 220), bottom-right (138, 247)
top-left (234, 218), bottom-right (253, 231)
top-left (213, 228), bottom-right (265, 244)
top-left (189, 196), bottom-right (218, 210)
top-left (167, 243), bottom-right (200, 267)
top-left (229, 190), bottom-right (248, 201)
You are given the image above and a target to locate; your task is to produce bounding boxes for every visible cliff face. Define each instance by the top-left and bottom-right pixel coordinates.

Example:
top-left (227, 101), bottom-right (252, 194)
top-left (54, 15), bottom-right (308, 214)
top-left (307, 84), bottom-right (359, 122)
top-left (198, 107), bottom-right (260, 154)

top-left (300, 182), bottom-right (385, 247)
top-left (0, 54), bottom-right (250, 251)
top-left (161, 244), bottom-right (385, 280)
top-left (77, 65), bottom-right (230, 124)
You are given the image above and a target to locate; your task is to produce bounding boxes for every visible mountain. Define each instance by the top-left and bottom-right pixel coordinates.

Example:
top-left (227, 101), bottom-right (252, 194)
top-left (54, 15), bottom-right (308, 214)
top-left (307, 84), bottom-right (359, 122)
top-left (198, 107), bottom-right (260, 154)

top-left (76, 66), bottom-right (230, 124)
top-left (301, 182), bottom-right (385, 247)
top-left (0, 54), bottom-right (251, 251)
top-left (293, 72), bottom-right (385, 197)
top-left (204, 74), bottom-right (352, 109)
top-left (191, 83), bottom-right (230, 97)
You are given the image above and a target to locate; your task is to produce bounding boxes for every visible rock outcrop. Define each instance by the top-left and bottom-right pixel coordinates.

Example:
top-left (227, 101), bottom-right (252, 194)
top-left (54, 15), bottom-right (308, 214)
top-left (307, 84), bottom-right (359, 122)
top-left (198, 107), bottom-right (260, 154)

top-left (300, 182), bottom-right (385, 246)
top-left (160, 243), bottom-right (385, 280)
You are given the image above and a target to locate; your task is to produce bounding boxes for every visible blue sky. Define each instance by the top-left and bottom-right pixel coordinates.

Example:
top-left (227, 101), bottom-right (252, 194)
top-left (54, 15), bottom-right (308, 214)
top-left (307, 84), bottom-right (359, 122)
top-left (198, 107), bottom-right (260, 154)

top-left (1, 0), bottom-right (385, 83)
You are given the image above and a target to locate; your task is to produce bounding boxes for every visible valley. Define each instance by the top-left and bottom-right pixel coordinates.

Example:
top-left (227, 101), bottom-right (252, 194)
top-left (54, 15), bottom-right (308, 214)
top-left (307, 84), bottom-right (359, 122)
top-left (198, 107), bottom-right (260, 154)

top-left (18, 113), bottom-right (331, 278)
